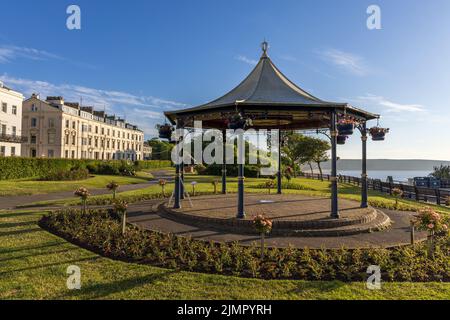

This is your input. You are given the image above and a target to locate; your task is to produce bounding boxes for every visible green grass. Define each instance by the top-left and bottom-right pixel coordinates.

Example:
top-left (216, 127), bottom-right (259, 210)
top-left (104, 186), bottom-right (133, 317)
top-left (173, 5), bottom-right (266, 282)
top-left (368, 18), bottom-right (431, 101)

top-left (24, 174), bottom-right (450, 215)
top-left (0, 173), bottom-right (153, 197)
top-left (1, 209), bottom-right (450, 300)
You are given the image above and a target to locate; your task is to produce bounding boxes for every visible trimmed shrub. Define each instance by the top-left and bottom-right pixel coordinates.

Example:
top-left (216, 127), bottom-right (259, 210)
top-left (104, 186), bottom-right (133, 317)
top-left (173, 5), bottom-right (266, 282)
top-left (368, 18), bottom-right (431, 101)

top-left (0, 157), bottom-right (170, 180)
top-left (40, 208), bottom-right (450, 282)
top-left (39, 168), bottom-right (90, 181)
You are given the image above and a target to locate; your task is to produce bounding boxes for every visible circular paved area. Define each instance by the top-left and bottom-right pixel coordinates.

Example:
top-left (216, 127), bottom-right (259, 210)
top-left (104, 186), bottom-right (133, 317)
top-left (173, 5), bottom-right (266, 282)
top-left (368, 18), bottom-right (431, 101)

top-left (169, 193), bottom-right (372, 220)
top-left (127, 196), bottom-right (427, 249)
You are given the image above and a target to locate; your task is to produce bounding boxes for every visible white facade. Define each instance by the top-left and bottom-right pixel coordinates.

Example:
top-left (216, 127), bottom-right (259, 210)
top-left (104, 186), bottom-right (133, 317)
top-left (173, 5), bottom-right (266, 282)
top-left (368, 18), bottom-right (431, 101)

top-left (0, 81), bottom-right (24, 157)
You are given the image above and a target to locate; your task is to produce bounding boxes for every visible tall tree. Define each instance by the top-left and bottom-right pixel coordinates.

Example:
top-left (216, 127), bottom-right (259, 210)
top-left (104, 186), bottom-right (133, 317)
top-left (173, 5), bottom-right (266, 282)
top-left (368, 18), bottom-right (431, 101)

top-left (310, 138), bottom-right (331, 180)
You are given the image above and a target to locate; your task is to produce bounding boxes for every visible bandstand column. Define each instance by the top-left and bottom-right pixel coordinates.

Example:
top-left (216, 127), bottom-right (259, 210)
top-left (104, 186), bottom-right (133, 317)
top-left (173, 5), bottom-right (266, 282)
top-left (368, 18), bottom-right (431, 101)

top-left (237, 130), bottom-right (245, 218)
top-left (330, 111), bottom-right (340, 218)
top-left (277, 130), bottom-right (282, 194)
top-left (361, 122), bottom-right (368, 208)
top-left (222, 129), bottom-right (227, 194)
top-left (173, 122), bottom-right (181, 209)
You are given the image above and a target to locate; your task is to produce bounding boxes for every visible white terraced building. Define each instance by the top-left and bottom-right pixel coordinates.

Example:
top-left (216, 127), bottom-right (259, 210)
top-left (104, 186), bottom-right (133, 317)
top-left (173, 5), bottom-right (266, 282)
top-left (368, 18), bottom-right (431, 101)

top-left (21, 94), bottom-right (144, 160)
top-left (0, 81), bottom-right (25, 157)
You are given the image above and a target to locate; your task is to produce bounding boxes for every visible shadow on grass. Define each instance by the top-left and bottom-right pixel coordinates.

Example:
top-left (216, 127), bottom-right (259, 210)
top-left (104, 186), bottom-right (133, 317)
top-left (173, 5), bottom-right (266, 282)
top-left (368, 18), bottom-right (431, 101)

top-left (0, 256), bottom-right (101, 276)
top-left (60, 270), bottom-right (178, 299)
top-left (0, 241), bottom-right (66, 254)
top-left (0, 227), bottom-right (44, 237)
top-left (0, 220), bottom-right (37, 229)
top-left (0, 247), bottom-right (80, 263)
top-left (288, 280), bottom-right (347, 295)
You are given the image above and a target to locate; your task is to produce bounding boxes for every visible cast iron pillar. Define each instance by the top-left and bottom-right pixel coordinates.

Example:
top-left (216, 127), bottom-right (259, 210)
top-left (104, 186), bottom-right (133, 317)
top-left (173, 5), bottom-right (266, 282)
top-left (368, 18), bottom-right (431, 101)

top-left (222, 129), bottom-right (227, 194)
top-left (180, 165), bottom-right (185, 199)
top-left (174, 164), bottom-right (181, 209)
top-left (173, 123), bottom-right (181, 209)
top-left (277, 130), bottom-right (282, 194)
top-left (361, 122), bottom-right (368, 208)
top-left (330, 111), bottom-right (340, 218)
top-left (237, 131), bottom-right (245, 218)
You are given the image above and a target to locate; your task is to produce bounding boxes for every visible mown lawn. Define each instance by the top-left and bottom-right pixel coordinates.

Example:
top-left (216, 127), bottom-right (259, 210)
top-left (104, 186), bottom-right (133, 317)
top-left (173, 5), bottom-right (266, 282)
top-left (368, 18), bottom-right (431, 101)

top-left (1, 209), bottom-right (450, 300)
top-left (23, 174), bottom-right (450, 215)
top-left (0, 173), bottom-right (154, 197)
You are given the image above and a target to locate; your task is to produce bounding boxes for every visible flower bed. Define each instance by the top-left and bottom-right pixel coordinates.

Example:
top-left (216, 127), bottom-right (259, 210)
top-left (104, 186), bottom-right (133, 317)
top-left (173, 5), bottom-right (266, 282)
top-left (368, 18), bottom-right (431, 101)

top-left (39, 208), bottom-right (450, 282)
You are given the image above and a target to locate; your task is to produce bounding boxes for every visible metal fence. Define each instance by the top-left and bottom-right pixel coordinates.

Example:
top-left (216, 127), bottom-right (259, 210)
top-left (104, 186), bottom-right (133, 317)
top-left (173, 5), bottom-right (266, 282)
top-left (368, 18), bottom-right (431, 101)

top-left (301, 173), bottom-right (450, 207)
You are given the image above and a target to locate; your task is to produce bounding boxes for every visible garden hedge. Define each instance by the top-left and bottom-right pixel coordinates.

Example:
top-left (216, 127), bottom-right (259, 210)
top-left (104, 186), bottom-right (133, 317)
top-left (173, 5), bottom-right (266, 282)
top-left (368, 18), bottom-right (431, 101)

top-left (40, 208), bottom-right (450, 282)
top-left (0, 157), bottom-right (172, 180)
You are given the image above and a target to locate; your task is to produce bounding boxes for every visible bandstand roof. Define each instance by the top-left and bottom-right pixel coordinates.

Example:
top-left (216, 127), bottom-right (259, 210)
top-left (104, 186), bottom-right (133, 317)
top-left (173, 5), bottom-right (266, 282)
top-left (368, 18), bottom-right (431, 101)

top-left (165, 42), bottom-right (378, 130)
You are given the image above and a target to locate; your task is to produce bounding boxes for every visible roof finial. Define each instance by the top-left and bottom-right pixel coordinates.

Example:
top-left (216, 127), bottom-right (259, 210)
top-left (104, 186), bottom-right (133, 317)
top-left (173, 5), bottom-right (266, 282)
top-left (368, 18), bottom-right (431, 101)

top-left (261, 40), bottom-right (269, 57)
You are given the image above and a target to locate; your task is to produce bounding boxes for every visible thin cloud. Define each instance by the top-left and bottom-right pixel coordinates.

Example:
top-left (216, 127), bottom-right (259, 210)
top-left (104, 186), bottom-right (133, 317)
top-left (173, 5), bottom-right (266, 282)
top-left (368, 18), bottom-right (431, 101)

top-left (235, 55), bottom-right (258, 66)
top-left (319, 48), bottom-right (369, 76)
top-left (355, 94), bottom-right (426, 113)
top-left (0, 74), bottom-right (188, 137)
top-left (0, 45), bottom-right (63, 63)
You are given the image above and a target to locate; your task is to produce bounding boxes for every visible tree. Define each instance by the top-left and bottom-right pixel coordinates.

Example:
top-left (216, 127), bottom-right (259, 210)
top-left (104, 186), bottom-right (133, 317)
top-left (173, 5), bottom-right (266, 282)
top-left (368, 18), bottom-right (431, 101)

top-left (281, 133), bottom-right (330, 178)
top-left (147, 138), bottom-right (174, 160)
top-left (310, 138), bottom-right (330, 180)
top-left (430, 165), bottom-right (450, 180)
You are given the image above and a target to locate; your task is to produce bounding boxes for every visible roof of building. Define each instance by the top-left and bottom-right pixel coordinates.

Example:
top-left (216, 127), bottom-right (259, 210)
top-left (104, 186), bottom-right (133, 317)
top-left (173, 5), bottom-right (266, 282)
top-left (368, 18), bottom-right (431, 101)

top-left (165, 42), bottom-right (378, 126)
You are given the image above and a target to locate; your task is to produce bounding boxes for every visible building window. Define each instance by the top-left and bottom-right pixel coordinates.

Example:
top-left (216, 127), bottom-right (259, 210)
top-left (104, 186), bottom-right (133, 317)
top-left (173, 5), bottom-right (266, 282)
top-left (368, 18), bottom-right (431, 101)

top-left (72, 135), bottom-right (76, 145)
top-left (12, 105), bottom-right (17, 115)
top-left (66, 120), bottom-right (70, 128)
top-left (82, 138), bottom-right (88, 146)
top-left (95, 126), bottom-right (98, 134)
top-left (1, 124), bottom-right (6, 135)
top-left (101, 127), bottom-right (104, 135)
top-left (1, 102), bottom-right (7, 113)
top-left (71, 150), bottom-right (75, 159)
top-left (0, 146), bottom-right (5, 156)
top-left (94, 139), bottom-right (98, 147)
top-left (11, 146), bottom-right (16, 156)
top-left (65, 150), bottom-right (69, 158)
top-left (31, 104), bottom-right (38, 112)
top-left (48, 150), bottom-right (54, 158)
top-left (72, 121), bottom-right (76, 129)
top-left (12, 126), bottom-right (16, 137)
top-left (48, 133), bottom-right (56, 144)
top-left (31, 118), bottom-right (37, 127)
top-left (65, 135), bottom-right (69, 145)
top-left (88, 137), bottom-right (92, 146)
top-left (48, 118), bottom-right (55, 128)
top-left (30, 135), bottom-right (37, 144)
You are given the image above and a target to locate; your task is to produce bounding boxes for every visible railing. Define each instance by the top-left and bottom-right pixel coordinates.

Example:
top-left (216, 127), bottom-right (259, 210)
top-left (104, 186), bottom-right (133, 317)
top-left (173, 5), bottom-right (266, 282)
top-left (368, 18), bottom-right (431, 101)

top-left (0, 133), bottom-right (28, 143)
top-left (301, 172), bottom-right (450, 207)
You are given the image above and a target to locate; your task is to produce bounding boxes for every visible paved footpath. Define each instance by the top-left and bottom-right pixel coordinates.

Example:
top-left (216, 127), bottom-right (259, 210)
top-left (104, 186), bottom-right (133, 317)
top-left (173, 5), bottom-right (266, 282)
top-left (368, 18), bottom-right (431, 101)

top-left (0, 170), bottom-right (172, 210)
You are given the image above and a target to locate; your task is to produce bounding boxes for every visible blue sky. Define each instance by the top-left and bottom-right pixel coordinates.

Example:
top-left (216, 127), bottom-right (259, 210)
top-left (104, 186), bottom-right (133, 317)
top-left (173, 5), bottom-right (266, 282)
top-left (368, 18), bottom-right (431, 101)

top-left (1, 0), bottom-right (449, 160)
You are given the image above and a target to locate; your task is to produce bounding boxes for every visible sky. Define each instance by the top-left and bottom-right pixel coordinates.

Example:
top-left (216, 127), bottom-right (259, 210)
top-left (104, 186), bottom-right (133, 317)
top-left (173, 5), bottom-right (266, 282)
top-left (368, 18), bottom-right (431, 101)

top-left (1, 0), bottom-right (449, 160)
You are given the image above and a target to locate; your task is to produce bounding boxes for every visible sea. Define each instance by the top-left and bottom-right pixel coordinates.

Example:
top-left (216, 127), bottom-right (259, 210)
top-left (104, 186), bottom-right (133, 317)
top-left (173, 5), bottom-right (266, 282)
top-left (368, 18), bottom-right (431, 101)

top-left (319, 170), bottom-right (432, 183)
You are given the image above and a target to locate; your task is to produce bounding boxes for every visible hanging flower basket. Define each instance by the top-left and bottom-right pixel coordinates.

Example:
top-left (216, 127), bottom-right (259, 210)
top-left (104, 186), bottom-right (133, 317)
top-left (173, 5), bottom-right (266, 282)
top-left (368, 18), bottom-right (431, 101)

top-left (337, 135), bottom-right (348, 145)
top-left (227, 113), bottom-right (252, 130)
top-left (337, 119), bottom-right (355, 135)
top-left (157, 124), bottom-right (174, 140)
top-left (369, 127), bottom-right (389, 141)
